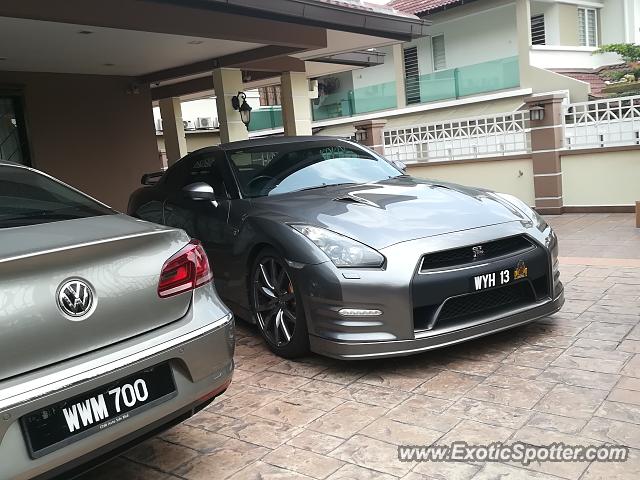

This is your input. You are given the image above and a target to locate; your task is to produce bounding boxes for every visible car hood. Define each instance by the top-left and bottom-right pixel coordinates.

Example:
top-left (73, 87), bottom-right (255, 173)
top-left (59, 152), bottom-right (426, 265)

top-left (252, 177), bottom-right (529, 249)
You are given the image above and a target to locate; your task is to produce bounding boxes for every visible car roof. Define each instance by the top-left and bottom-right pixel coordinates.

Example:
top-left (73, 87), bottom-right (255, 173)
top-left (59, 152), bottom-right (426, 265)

top-left (216, 135), bottom-right (353, 151)
top-left (0, 160), bottom-right (24, 167)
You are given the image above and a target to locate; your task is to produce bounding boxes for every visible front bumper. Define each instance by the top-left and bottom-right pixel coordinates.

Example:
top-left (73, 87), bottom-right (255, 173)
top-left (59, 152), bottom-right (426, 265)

top-left (293, 222), bottom-right (563, 360)
top-left (310, 288), bottom-right (564, 359)
top-left (0, 286), bottom-right (234, 480)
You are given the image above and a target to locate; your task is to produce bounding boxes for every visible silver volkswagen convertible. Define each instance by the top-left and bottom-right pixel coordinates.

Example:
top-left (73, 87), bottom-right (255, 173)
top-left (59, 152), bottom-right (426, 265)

top-left (0, 161), bottom-right (234, 479)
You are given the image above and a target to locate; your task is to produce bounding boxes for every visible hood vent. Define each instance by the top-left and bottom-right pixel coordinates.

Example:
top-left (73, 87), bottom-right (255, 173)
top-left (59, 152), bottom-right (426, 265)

top-left (333, 193), bottom-right (379, 208)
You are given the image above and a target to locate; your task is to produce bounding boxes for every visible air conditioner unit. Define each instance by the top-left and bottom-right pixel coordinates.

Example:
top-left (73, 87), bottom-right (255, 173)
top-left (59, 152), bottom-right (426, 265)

top-left (155, 118), bottom-right (163, 131)
top-left (196, 117), bottom-right (213, 129)
top-left (212, 118), bottom-right (220, 128)
top-left (183, 120), bottom-right (195, 131)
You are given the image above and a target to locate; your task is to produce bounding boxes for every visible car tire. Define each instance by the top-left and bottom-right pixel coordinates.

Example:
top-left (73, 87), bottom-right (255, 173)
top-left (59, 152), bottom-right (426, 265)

top-left (250, 247), bottom-right (310, 358)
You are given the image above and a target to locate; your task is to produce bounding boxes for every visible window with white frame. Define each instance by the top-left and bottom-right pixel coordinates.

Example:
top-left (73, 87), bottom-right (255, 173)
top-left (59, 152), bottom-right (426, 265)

top-left (431, 35), bottom-right (446, 71)
top-left (578, 7), bottom-right (598, 47)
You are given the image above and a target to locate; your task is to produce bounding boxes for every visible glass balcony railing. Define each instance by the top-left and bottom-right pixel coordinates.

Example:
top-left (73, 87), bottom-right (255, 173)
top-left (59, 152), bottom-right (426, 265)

top-left (311, 81), bottom-right (397, 121)
top-left (248, 106), bottom-right (283, 132)
top-left (248, 57), bottom-right (519, 129)
top-left (409, 56), bottom-right (520, 105)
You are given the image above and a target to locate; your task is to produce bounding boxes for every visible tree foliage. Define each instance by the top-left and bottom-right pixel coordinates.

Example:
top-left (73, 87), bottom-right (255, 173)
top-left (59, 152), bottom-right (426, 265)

top-left (596, 43), bottom-right (640, 63)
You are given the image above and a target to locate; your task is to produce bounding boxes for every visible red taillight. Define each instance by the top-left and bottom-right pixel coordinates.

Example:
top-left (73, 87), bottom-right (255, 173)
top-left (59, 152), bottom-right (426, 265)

top-left (158, 240), bottom-right (212, 298)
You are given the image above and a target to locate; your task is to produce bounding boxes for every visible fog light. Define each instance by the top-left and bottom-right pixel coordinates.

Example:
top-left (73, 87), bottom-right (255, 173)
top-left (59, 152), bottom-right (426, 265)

top-left (339, 308), bottom-right (382, 317)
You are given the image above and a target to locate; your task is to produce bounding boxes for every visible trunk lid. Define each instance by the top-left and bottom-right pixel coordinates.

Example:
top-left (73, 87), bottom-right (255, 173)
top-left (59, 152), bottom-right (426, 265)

top-left (0, 214), bottom-right (192, 381)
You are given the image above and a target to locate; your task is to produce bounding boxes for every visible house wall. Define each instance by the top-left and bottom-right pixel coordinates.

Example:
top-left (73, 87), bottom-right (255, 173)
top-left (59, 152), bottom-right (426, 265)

top-left (530, 46), bottom-right (622, 69)
top-left (297, 95), bottom-right (525, 139)
top-left (531, 1), bottom-right (561, 45)
top-left (152, 92), bottom-right (261, 130)
top-left (633, 0), bottom-right (640, 43)
top-left (313, 69), bottom-right (355, 118)
top-left (0, 71), bottom-right (160, 210)
top-left (531, 0), bottom-right (640, 47)
top-left (403, 36), bottom-right (432, 78)
top-left (407, 157), bottom-right (536, 206)
top-left (557, 3), bottom-right (580, 46)
top-left (351, 46), bottom-right (396, 90)
top-left (384, 96), bottom-right (525, 129)
top-left (600, 0), bottom-right (627, 44)
top-left (424, 2), bottom-right (519, 74)
top-left (561, 150), bottom-right (640, 207)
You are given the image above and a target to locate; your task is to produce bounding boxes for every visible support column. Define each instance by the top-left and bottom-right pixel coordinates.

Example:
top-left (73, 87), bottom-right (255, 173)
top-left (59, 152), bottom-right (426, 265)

top-left (525, 93), bottom-right (566, 214)
top-left (281, 71), bottom-right (312, 136)
top-left (393, 44), bottom-right (407, 110)
top-left (354, 119), bottom-right (387, 156)
top-left (212, 68), bottom-right (249, 143)
top-left (515, 0), bottom-right (532, 88)
top-left (158, 97), bottom-right (187, 165)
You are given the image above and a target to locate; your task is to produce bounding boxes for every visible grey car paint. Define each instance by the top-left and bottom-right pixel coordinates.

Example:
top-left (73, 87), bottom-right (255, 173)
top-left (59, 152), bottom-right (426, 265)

top-left (129, 136), bottom-right (563, 359)
top-left (0, 163), bottom-right (234, 479)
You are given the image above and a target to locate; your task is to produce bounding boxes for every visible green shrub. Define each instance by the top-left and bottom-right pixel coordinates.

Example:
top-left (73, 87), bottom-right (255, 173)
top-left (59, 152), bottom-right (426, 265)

top-left (596, 44), bottom-right (640, 63)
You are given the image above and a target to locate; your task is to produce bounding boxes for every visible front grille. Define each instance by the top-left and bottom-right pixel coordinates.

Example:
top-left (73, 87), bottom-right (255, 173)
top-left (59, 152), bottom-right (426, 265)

top-left (437, 281), bottom-right (535, 323)
top-left (420, 235), bottom-right (534, 272)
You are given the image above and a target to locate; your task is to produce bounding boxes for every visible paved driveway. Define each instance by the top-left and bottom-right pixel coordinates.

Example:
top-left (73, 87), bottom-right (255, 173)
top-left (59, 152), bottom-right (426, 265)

top-left (84, 214), bottom-right (640, 480)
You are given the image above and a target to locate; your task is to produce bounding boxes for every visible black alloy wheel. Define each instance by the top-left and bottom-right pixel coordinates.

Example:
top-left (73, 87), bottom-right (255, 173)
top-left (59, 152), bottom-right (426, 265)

top-left (251, 248), bottom-right (309, 357)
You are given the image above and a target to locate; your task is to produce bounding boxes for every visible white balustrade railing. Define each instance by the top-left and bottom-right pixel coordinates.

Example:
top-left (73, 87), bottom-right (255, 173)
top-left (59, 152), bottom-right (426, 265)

top-left (564, 95), bottom-right (640, 149)
top-left (379, 95), bottom-right (640, 163)
top-left (382, 111), bottom-right (530, 163)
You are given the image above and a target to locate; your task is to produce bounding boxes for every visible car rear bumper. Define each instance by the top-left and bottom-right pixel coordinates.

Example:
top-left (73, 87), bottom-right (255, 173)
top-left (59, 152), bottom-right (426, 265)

top-left (34, 376), bottom-right (231, 480)
top-left (0, 290), bottom-right (234, 480)
top-left (309, 288), bottom-right (564, 359)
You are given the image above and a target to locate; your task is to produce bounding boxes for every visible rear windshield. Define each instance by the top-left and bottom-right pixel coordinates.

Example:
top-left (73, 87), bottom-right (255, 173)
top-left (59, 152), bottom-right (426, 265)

top-left (0, 166), bottom-right (114, 228)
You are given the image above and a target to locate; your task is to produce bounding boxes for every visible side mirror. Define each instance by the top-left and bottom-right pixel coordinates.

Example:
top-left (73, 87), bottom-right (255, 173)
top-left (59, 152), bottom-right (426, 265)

top-left (141, 171), bottom-right (163, 186)
top-left (392, 160), bottom-right (407, 173)
top-left (183, 182), bottom-right (215, 201)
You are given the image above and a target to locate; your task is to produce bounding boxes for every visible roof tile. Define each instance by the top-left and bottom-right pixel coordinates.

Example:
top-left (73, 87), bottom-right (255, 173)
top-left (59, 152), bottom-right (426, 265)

top-left (388, 0), bottom-right (464, 15)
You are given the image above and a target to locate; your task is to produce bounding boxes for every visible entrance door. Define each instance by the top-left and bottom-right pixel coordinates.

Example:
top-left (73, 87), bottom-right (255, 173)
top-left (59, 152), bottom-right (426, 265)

top-left (0, 95), bottom-right (30, 165)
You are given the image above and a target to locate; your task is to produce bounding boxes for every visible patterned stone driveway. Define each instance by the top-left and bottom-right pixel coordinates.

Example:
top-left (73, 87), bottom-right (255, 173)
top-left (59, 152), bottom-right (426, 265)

top-left (84, 214), bottom-right (640, 480)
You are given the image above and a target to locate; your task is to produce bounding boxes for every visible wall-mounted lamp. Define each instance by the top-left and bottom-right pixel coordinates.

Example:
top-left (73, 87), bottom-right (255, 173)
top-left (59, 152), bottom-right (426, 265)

top-left (530, 105), bottom-right (545, 121)
top-left (231, 91), bottom-right (252, 129)
top-left (355, 130), bottom-right (368, 142)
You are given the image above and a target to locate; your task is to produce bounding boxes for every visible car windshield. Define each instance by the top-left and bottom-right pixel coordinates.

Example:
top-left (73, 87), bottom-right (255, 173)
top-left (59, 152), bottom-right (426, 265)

top-left (225, 143), bottom-right (403, 198)
top-left (0, 166), bottom-right (114, 228)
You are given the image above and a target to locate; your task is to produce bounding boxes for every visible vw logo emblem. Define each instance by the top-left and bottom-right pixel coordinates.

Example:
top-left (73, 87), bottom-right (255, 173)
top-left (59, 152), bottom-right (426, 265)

top-left (472, 245), bottom-right (485, 258)
top-left (57, 279), bottom-right (95, 319)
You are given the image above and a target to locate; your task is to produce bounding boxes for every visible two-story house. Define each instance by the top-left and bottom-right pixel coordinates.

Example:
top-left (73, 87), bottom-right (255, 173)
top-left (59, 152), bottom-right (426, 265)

top-left (155, 0), bottom-right (638, 142)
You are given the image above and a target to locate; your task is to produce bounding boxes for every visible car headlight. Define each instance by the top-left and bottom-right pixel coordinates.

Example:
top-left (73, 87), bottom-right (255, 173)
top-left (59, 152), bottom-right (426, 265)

top-left (290, 224), bottom-right (384, 268)
top-left (494, 193), bottom-right (549, 232)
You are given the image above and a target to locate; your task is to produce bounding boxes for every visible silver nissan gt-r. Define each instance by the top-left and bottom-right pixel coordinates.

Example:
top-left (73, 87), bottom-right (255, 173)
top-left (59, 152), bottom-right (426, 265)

top-left (130, 136), bottom-right (564, 360)
top-left (0, 161), bottom-right (234, 479)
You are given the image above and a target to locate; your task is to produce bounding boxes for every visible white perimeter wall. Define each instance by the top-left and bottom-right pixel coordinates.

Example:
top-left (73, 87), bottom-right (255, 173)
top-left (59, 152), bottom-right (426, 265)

top-left (407, 158), bottom-right (535, 206)
top-left (562, 150), bottom-right (640, 206)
